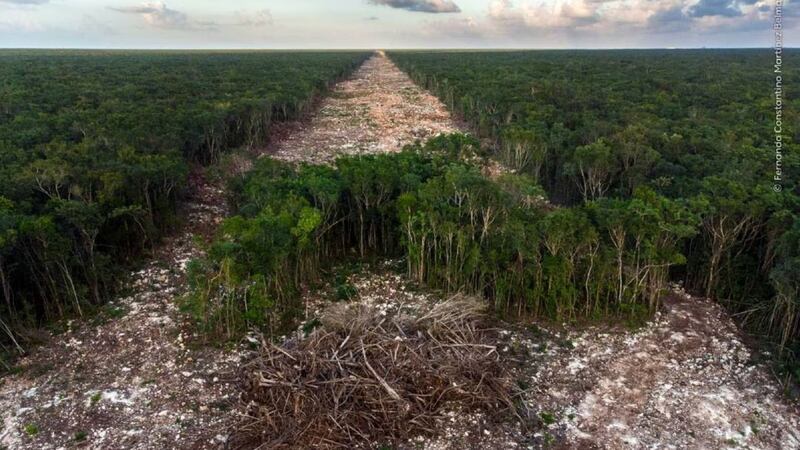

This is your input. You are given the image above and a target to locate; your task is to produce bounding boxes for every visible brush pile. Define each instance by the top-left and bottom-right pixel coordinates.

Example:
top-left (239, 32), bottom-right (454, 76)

top-left (231, 296), bottom-right (519, 449)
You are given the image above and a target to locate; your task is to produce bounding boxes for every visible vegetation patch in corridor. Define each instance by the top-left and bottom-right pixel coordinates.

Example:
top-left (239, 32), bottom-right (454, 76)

top-left (187, 134), bottom-right (697, 339)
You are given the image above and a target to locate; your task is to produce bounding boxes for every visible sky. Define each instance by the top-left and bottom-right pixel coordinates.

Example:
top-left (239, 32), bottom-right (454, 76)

top-left (0, 0), bottom-right (795, 49)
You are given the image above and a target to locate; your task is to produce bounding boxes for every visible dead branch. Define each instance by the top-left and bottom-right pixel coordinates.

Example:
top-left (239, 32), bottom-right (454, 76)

top-left (230, 296), bottom-right (519, 449)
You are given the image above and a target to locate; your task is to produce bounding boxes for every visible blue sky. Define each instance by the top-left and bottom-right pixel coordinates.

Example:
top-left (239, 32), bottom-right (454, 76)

top-left (0, 0), bottom-right (794, 48)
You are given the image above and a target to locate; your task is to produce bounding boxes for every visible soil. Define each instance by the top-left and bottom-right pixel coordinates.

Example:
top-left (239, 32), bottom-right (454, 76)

top-left (1, 52), bottom-right (798, 450)
top-left (0, 168), bottom-right (241, 450)
top-left (512, 286), bottom-right (800, 449)
top-left (269, 51), bottom-right (462, 164)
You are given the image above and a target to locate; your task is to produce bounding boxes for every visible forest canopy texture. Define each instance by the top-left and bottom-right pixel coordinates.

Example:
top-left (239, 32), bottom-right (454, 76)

top-left (387, 49), bottom-right (799, 370)
top-left (0, 50), bottom-right (370, 356)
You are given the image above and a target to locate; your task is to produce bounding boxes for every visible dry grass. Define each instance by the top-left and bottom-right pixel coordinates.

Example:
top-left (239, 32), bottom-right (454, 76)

top-left (231, 296), bottom-right (521, 449)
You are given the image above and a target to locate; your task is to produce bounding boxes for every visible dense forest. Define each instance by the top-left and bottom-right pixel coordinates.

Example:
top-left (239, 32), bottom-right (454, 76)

top-left (387, 50), bottom-right (799, 374)
top-left (0, 50), bottom-right (370, 359)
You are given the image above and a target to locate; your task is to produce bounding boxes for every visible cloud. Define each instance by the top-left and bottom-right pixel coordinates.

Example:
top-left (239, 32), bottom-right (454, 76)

top-left (425, 15), bottom-right (484, 40)
top-left (688, 0), bottom-right (742, 17)
top-left (421, 0), bottom-right (784, 46)
top-left (648, 5), bottom-right (691, 32)
top-left (488, 0), bottom-right (602, 29)
top-left (369, 0), bottom-right (461, 13)
top-left (784, 0), bottom-right (800, 16)
top-left (110, 2), bottom-right (200, 29)
top-left (111, 3), bottom-right (277, 32)
top-left (484, 0), bottom-right (772, 31)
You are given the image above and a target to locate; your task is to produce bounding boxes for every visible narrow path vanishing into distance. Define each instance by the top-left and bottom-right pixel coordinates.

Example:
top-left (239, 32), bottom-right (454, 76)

top-left (270, 50), bottom-right (461, 164)
top-left (0, 52), bottom-right (798, 450)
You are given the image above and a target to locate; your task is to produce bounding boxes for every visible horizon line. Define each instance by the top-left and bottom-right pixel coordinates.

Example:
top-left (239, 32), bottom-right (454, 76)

top-left (0, 46), bottom-right (793, 51)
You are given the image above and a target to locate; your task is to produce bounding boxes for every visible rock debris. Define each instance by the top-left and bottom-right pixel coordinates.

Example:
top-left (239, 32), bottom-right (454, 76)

top-left (270, 51), bottom-right (464, 164)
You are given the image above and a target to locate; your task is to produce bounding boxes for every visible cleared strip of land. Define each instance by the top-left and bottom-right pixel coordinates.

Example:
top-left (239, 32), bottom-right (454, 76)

top-left (271, 52), bottom-right (463, 164)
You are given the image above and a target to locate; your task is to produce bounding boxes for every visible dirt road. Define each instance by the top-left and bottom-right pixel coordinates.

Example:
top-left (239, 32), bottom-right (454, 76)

top-left (515, 288), bottom-right (800, 449)
top-left (271, 51), bottom-right (462, 163)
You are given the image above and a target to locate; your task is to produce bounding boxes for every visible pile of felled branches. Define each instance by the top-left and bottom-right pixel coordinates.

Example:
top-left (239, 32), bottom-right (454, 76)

top-left (230, 296), bottom-right (519, 449)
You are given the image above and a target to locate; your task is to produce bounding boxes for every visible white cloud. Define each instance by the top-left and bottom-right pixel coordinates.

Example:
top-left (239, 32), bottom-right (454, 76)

top-left (110, 2), bottom-right (200, 29)
top-left (110, 3), bottom-right (279, 32)
top-left (369, 0), bottom-right (461, 13)
top-left (417, 0), bottom-right (789, 47)
top-left (2, 0), bottom-right (795, 48)
top-left (481, 0), bottom-right (779, 32)
top-left (487, 0), bottom-right (675, 30)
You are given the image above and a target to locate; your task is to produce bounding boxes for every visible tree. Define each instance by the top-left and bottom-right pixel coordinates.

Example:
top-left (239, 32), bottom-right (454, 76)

top-left (612, 125), bottom-right (660, 196)
top-left (769, 217), bottom-right (800, 353)
top-left (697, 176), bottom-right (768, 299)
top-left (564, 138), bottom-right (616, 201)
top-left (0, 197), bottom-right (23, 355)
top-left (499, 125), bottom-right (547, 178)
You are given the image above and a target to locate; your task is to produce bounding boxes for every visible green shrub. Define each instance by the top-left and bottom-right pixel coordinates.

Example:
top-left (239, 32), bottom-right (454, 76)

top-left (188, 134), bottom-right (698, 339)
top-left (24, 423), bottom-right (38, 436)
